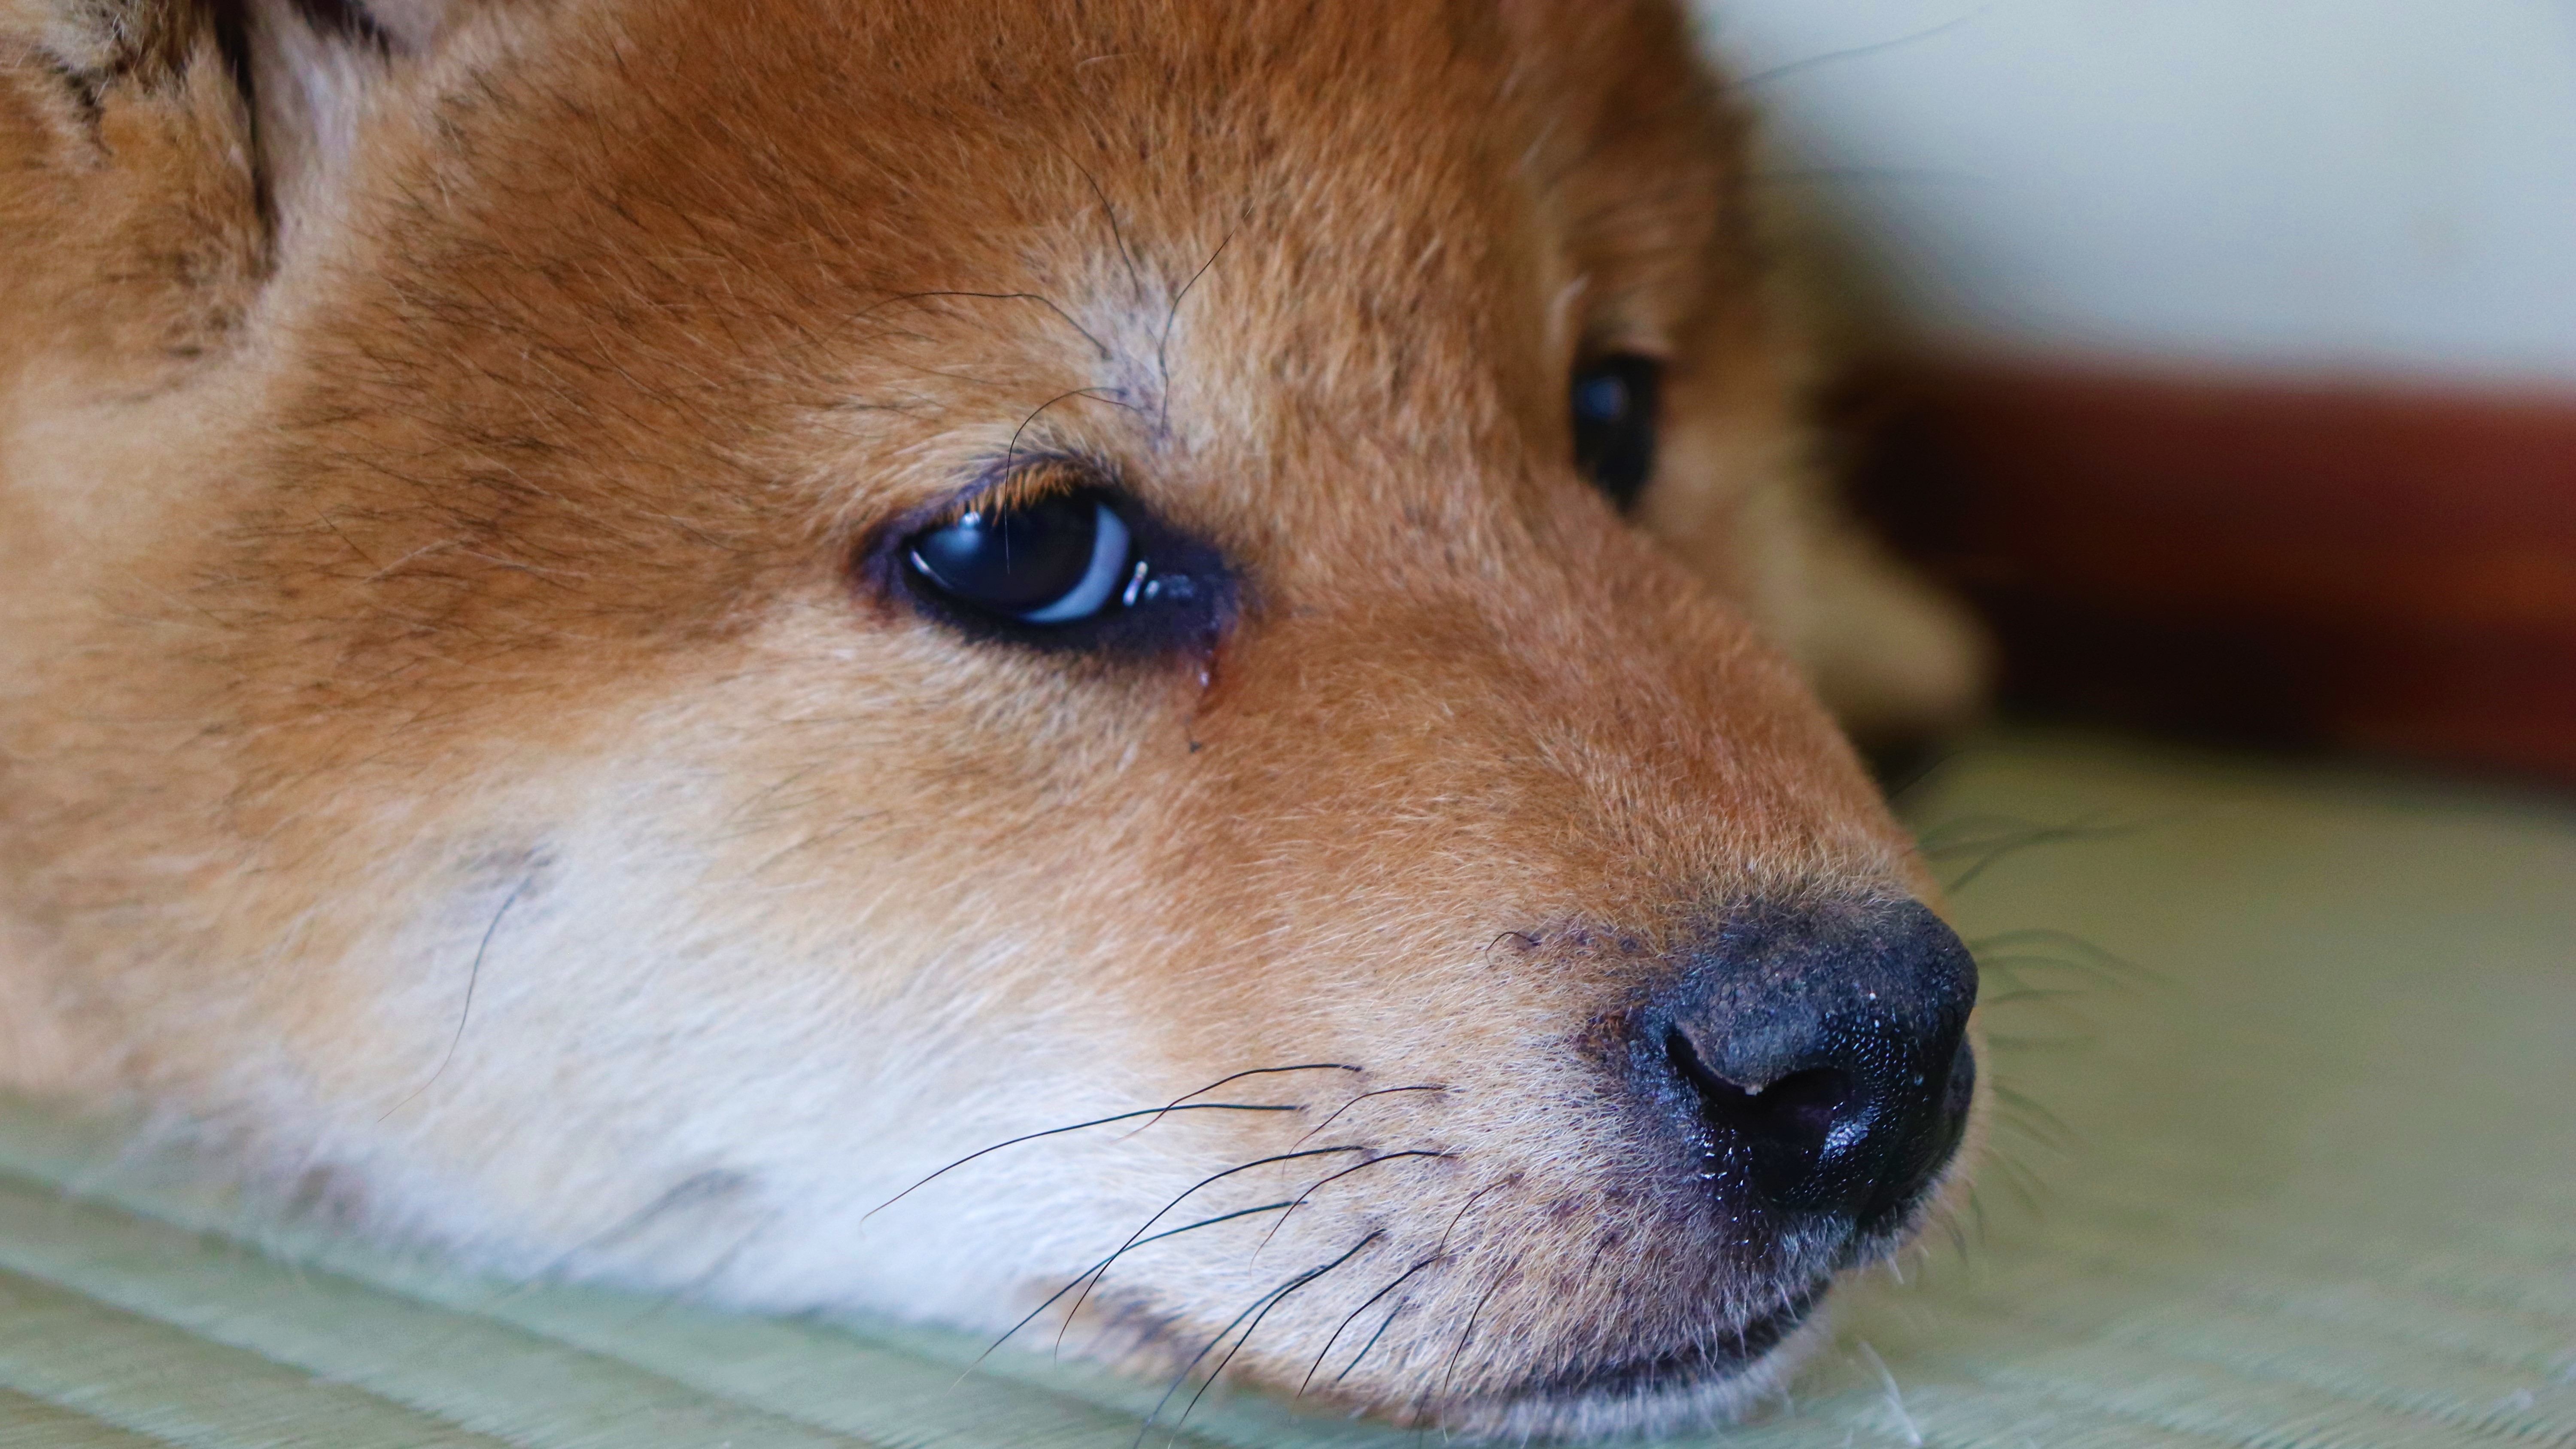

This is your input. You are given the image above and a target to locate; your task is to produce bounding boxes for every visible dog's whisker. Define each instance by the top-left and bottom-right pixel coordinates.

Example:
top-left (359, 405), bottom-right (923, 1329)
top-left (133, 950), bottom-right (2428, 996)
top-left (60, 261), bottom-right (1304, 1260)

top-left (1971, 928), bottom-right (2159, 986)
top-left (1154, 229), bottom-right (1234, 431)
top-left (1974, 954), bottom-right (2128, 993)
top-left (1112, 1063), bottom-right (1362, 1143)
top-left (1164, 1222), bottom-right (1391, 1433)
top-left (1003, 386), bottom-right (1139, 480)
top-left (1981, 1149), bottom-right (2051, 1213)
top-left (1433, 1178), bottom-right (1509, 1260)
top-left (1134, 1257), bottom-right (1337, 1449)
top-left (626, 1209), bottom-right (782, 1328)
top-left (1911, 810), bottom-right (2065, 851)
top-left (1979, 985), bottom-right (2094, 1007)
top-left (1052, 148), bottom-right (1146, 306)
top-left (377, 873), bottom-right (531, 1123)
top-left (847, 288), bottom-right (1112, 361)
top-left (1254, 1150), bottom-right (1454, 1257)
top-left (1943, 824), bottom-right (2126, 892)
top-left (1426, 1263), bottom-right (1513, 1427)
top-left (1477, 930), bottom-right (1544, 970)
top-left (863, 1103), bottom-right (1304, 1219)
top-left (1917, 811), bottom-right (2187, 893)
top-left (1055, 1144), bottom-right (1375, 1352)
top-left (1293, 1084), bottom-right (1449, 1147)
top-left (504, 1168), bottom-right (748, 1299)
top-left (1299, 1254), bottom-right (1446, 1396)
top-left (1987, 1025), bottom-right (2103, 1051)
top-left (1333, 1291), bottom-right (1414, 1388)
top-left (1989, 1082), bottom-right (2079, 1148)
top-left (971, 1200), bottom-right (1297, 1372)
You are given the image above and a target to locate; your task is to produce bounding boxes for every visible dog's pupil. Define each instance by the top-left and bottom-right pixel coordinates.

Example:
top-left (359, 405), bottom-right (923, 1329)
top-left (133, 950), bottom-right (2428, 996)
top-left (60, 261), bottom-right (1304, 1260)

top-left (907, 493), bottom-right (1105, 615)
top-left (1575, 374), bottom-right (1630, 424)
top-left (1571, 353), bottom-right (1664, 513)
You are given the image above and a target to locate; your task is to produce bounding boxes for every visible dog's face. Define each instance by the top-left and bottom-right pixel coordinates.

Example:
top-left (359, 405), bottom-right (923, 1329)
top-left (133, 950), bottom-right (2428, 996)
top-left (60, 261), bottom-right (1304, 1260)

top-left (0, 0), bottom-right (1979, 1435)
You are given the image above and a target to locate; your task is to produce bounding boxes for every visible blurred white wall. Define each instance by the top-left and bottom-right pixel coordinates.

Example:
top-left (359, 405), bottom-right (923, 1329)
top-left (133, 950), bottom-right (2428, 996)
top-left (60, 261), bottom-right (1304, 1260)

top-left (1693, 2), bottom-right (2576, 385)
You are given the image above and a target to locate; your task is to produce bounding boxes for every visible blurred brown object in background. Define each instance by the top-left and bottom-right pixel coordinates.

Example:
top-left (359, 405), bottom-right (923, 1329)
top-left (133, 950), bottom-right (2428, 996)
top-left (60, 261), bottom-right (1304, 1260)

top-left (1838, 361), bottom-right (2576, 782)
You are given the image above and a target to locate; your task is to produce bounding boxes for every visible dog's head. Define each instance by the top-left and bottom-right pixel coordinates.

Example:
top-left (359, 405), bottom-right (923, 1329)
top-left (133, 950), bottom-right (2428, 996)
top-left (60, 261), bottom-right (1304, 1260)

top-left (2, 0), bottom-right (1980, 1435)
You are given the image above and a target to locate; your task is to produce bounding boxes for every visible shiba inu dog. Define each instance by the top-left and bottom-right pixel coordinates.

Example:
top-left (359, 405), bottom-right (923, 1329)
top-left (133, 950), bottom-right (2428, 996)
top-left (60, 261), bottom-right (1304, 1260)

top-left (0, 0), bottom-right (1989, 1436)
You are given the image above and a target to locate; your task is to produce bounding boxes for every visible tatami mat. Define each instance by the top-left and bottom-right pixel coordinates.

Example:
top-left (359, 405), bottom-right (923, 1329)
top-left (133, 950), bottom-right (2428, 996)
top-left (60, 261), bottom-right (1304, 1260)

top-left (4, 729), bottom-right (2571, 1447)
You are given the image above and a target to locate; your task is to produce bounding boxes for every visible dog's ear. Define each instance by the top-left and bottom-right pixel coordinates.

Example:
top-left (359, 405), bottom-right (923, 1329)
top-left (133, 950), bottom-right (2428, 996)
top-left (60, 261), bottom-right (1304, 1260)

top-left (225, 0), bottom-right (474, 234)
top-left (1, 0), bottom-right (474, 366)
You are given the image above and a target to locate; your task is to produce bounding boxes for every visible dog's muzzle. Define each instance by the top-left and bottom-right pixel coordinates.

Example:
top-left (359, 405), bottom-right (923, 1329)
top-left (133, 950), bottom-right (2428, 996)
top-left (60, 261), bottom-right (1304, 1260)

top-left (1557, 897), bottom-right (1977, 1405)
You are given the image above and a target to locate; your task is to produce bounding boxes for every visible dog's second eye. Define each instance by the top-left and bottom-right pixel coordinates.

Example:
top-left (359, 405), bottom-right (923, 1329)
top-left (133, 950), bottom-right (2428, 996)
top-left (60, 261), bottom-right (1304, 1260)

top-left (1570, 354), bottom-right (1664, 511)
top-left (905, 492), bottom-right (1132, 624)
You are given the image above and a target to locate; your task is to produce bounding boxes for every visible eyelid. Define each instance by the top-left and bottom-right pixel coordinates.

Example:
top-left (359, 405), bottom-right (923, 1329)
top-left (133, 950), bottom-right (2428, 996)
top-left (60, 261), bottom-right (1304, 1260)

top-left (919, 458), bottom-right (1090, 530)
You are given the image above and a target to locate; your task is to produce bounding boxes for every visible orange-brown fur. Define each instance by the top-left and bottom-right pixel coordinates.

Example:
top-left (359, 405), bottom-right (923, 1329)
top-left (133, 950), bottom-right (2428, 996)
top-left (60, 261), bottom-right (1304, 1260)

top-left (0, 0), bottom-right (1984, 1435)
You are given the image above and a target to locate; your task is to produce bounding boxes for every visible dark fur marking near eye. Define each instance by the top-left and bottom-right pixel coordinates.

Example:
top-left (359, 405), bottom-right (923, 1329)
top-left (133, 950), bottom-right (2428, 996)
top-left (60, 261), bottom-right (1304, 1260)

top-left (209, 0), bottom-right (256, 112)
top-left (38, 57), bottom-right (108, 133)
top-left (287, 0), bottom-right (394, 51)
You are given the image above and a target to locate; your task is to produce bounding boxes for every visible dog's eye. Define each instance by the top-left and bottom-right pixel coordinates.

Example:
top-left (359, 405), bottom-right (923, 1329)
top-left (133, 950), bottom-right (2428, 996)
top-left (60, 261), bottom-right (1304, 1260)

top-left (877, 477), bottom-right (1233, 655)
top-left (904, 491), bottom-right (1133, 625)
top-left (1571, 354), bottom-right (1664, 511)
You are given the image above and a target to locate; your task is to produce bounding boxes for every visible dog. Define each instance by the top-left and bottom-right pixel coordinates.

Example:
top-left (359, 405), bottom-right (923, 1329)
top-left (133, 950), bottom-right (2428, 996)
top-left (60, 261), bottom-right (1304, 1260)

top-left (0, 0), bottom-right (1991, 1437)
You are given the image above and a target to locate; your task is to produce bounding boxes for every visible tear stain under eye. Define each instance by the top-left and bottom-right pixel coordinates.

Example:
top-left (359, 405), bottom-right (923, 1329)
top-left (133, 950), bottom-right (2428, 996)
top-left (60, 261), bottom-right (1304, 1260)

top-left (1196, 626), bottom-right (1234, 700)
top-left (1185, 629), bottom-right (1230, 753)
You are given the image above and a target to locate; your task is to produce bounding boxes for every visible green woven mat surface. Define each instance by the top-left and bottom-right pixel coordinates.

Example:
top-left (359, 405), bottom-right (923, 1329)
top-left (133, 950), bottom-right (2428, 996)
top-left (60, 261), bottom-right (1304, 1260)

top-left (3, 729), bottom-right (2572, 1447)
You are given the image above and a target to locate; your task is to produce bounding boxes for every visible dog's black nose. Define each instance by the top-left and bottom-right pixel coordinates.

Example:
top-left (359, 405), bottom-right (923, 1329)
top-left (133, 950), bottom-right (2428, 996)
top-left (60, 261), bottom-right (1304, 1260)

top-left (1647, 899), bottom-right (1976, 1240)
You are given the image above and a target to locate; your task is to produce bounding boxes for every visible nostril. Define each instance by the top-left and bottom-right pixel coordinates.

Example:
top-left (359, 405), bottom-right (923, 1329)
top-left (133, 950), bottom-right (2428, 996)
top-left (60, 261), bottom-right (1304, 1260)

top-left (1665, 1028), bottom-right (1860, 1191)
top-left (1738, 1066), bottom-right (1862, 1152)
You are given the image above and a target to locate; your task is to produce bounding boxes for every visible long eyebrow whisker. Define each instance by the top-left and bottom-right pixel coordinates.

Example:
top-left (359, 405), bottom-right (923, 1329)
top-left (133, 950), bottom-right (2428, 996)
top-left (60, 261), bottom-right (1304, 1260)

top-left (1154, 229), bottom-right (1235, 431)
top-left (1002, 386), bottom-right (1136, 478)
top-left (849, 289), bottom-right (1114, 360)
top-left (1058, 149), bottom-right (1147, 305)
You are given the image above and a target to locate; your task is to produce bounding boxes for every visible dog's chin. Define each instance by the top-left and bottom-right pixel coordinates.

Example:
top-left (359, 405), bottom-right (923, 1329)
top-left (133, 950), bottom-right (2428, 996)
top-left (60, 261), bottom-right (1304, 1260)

top-left (1449, 1214), bottom-right (1938, 1440)
top-left (1440, 1289), bottom-right (1830, 1443)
